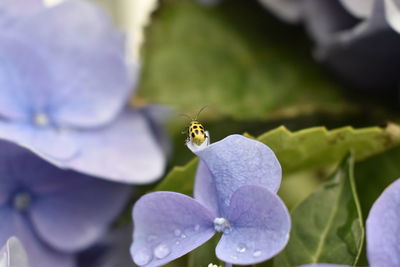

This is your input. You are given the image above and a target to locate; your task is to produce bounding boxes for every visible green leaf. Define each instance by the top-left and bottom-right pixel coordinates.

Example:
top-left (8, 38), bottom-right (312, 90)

top-left (356, 145), bottom-right (400, 220)
top-left (154, 124), bottom-right (400, 195)
top-left (257, 124), bottom-right (400, 174)
top-left (273, 154), bottom-right (364, 267)
top-left (138, 0), bottom-right (349, 120)
top-left (155, 157), bottom-right (199, 195)
top-left (188, 235), bottom-right (222, 267)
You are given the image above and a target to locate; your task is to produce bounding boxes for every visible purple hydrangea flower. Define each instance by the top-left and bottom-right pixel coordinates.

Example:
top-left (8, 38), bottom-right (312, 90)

top-left (0, 237), bottom-right (29, 267)
top-left (78, 225), bottom-right (136, 267)
top-left (131, 135), bottom-right (291, 266)
top-left (0, 0), bottom-right (166, 184)
top-left (0, 140), bottom-right (131, 267)
top-left (258, 0), bottom-right (400, 91)
top-left (299, 177), bottom-right (400, 267)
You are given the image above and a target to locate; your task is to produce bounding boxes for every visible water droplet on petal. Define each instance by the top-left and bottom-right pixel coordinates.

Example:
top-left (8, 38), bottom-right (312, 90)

top-left (194, 224), bottom-right (200, 232)
top-left (253, 250), bottom-right (262, 258)
top-left (180, 234), bottom-right (187, 239)
top-left (175, 240), bottom-right (180, 245)
top-left (213, 217), bottom-right (231, 233)
top-left (231, 255), bottom-right (238, 260)
top-left (134, 248), bottom-right (152, 265)
top-left (154, 243), bottom-right (171, 259)
top-left (174, 229), bottom-right (181, 237)
top-left (236, 243), bottom-right (247, 253)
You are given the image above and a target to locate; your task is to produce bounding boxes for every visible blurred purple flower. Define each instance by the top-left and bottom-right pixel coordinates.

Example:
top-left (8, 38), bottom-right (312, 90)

top-left (259, 0), bottom-right (400, 91)
top-left (131, 135), bottom-right (290, 266)
top-left (0, 140), bottom-right (131, 267)
top-left (78, 225), bottom-right (136, 267)
top-left (0, 0), bottom-right (166, 184)
top-left (0, 237), bottom-right (29, 267)
top-left (299, 177), bottom-right (400, 267)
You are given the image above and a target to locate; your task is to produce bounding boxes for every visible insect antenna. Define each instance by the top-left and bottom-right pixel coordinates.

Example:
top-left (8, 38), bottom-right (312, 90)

top-left (179, 113), bottom-right (193, 134)
top-left (179, 113), bottom-right (193, 120)
top-left (194, 105), bottom-right (208, 121)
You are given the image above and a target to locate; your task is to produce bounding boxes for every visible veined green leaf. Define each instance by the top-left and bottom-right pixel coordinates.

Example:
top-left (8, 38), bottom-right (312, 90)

top-left (256, 124), bottom-right (400, 174)
top-left (273, 154), bottom-right (364, 267)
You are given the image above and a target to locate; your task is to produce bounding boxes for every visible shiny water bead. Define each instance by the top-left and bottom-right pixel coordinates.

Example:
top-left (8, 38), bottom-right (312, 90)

top-left (154, 243), bottom-right (171, 259)
top-left (134, 248), bottom-right (152, 265)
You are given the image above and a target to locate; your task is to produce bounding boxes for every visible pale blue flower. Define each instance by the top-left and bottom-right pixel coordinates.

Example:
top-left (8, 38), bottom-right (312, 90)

top-left (0, 0), bottom-right (166, 184)
top-left (131, 135), bottom-right (290, 266)
top-left (0, 140), bottom-right (131, 267)
top-left (258, 0), bottom-right (400, 91)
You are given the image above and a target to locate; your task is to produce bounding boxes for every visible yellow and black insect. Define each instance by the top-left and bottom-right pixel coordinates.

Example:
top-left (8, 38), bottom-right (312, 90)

top-left (181, 107), bottom-right (209, 146)
top-left (188, 120), bottom-right (207, 146)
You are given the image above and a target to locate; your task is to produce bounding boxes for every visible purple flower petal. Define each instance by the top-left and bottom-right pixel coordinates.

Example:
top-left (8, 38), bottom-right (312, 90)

top-left (194, 160), bottom-right (219, 217)
top-left (29, 173), bottom-right (131, 252)
top-left (0, 237), bottom-right (29, 267)
top-left (258, 0), bottom-right (304, 23)
top-left (0, 122), bottom-right (78, 160)
top-left (0, 140), bottom-right (131, 253)
top-left (7, 0), bottom-right (133, 128)
top-left (0, 0), bottom-right (43, 27)
top-left (338, 0), bottom-right (374, 18)
top-left (0, 35), bottom-right (51, 120)
top-left (194, 135), bottom-right (281, 217)
top-left (0, 209), bottom-right (75, 267)
top-left (0, 109), bottom-right (165, 183)
top-left (131, 192), bottom-right (215, 266)
top-left (79, 225), bottom-right (136, 267)
top-left (385, 0), bottom-right (400, 33)
top-left (303, 0), bottom-right (359, 45)
top-left (56, 110), bottom-right (166, 184)
top-left (366, 178), bottom-right (400, 267)
top-left (313, 0), bottom-right (400, 90)
top-left (216, 185), bottom-right (290, 265)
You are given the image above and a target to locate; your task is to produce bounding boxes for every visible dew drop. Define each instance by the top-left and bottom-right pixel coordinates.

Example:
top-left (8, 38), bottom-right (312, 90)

top-left (213, 217), bottom-right (231, 233)
top-left (253, 250), bottom-right (262, 258)
top-left (134, 249), bottom-right (152, 265)
top-left (180, 234), bottom-right (187, 239)
top-left (174, 229), bottom-right (181, 237)
top-left (154, 243), bottom-right (171, 259)
top-left (236, 243), bottom-right (247, 253)
top-left (175, 240), bottom-right (180, 245)
top-left (194, 224), bottom-right (200, 232)
top-left (231, 255), bottom-right (238, 260)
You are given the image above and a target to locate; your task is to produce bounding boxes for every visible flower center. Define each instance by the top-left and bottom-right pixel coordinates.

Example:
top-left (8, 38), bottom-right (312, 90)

top-left (13, 192), bottom-right (31, 211)
top-left (213, 217), bottom-right (231, 233)
top-left (34, 112), bottom-right (49, 126)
